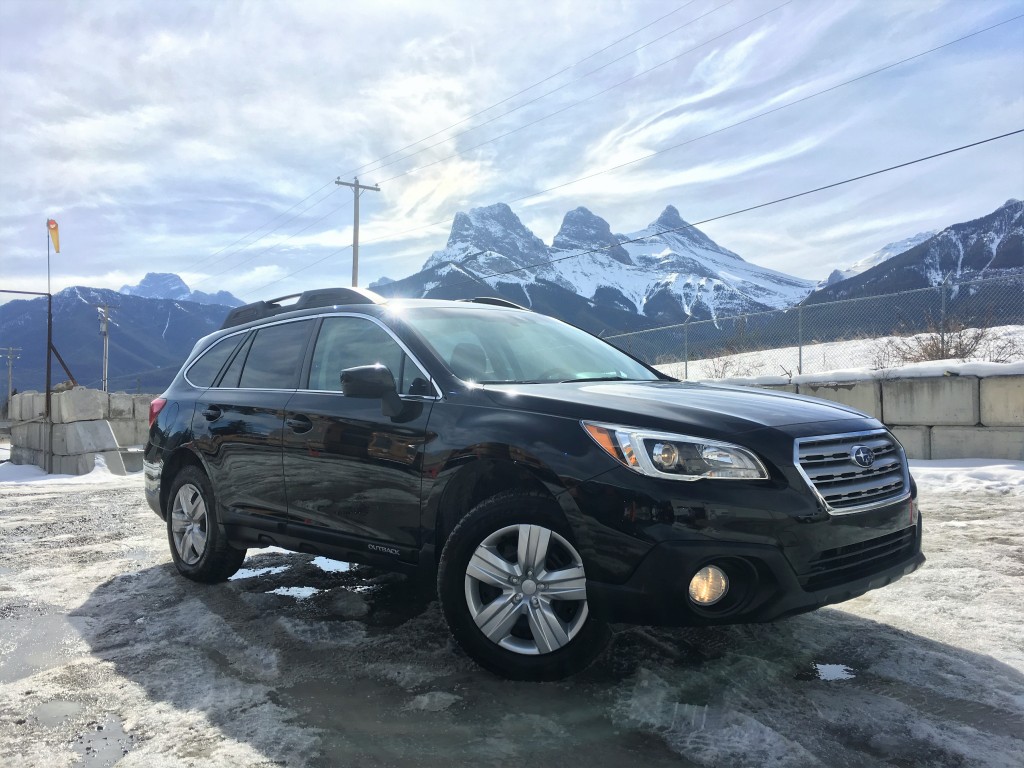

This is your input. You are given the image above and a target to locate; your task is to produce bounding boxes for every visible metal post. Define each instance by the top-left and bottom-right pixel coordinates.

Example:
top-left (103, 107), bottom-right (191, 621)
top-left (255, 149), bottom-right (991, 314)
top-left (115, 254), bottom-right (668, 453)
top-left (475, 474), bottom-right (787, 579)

top-left (684, 325), bottom-right (689, 380)
top-left (98, 304), bottom-right (110, 392)
top-left (3, 347), bottom-right (19, 418)
top-left (797, 305), bottom-right (804, 375)
top-left (45, 226), bottom-right (53, 473)
top-left (335, 177), bottom-right (380, 287)
top-left (939, 279), bottom-right (947, 353)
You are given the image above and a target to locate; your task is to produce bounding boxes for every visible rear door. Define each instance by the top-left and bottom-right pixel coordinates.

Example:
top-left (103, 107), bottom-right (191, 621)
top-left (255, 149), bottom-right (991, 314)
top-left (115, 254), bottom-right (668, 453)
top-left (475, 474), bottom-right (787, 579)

top-left (193, 318), bottom-right (315, 523)
top-left (282, 314), bottom-right (437, 550)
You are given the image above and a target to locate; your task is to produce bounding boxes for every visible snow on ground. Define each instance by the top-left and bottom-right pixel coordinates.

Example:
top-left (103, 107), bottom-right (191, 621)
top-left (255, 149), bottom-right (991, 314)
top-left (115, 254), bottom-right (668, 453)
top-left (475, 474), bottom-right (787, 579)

top-left (1, 462), bottom-right (1022, 766)
top-left (654, 324), bottom-right (1024, 382)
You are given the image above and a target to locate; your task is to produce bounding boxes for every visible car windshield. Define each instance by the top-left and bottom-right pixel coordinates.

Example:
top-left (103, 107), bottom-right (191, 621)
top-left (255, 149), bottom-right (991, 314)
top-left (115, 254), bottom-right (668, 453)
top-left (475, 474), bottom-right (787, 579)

top-left (400, 306), bottom-right (661, 384)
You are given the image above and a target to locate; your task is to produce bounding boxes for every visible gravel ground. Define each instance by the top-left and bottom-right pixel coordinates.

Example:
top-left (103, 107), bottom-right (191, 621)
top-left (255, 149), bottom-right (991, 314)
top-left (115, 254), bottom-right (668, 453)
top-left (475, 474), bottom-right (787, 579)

top-left (1, 470), bottom-right (1022, 767)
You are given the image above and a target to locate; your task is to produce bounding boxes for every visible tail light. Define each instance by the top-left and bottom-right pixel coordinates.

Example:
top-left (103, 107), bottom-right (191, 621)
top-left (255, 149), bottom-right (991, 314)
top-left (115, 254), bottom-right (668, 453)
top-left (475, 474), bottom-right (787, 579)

top-left (149, 398), bottom-right (167, 428)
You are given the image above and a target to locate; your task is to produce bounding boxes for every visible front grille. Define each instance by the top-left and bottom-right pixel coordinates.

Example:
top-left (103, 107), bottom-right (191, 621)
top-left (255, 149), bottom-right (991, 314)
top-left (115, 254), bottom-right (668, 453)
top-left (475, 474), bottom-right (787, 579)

top-left (800, 526), bottom-right (917, 591)
top-left (795, 430), bottom-right (908, 513)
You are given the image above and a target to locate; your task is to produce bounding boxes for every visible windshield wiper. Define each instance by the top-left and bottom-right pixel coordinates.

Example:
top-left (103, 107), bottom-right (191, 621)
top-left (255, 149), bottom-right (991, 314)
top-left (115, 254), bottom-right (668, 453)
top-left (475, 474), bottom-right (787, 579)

top-left (557, 376), bottom-right (637, 383)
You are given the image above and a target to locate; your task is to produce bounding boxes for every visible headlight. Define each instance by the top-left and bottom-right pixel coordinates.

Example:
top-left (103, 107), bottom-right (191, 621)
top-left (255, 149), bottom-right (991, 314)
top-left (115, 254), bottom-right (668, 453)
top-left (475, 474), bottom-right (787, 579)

top-left (582, 421), bottom-right (769, 481)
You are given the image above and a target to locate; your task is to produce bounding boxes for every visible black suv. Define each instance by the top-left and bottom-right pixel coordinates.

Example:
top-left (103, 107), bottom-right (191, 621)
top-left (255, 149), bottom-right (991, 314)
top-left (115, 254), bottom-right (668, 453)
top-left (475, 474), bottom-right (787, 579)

top-left (145, 287), bottom-right (924, 680)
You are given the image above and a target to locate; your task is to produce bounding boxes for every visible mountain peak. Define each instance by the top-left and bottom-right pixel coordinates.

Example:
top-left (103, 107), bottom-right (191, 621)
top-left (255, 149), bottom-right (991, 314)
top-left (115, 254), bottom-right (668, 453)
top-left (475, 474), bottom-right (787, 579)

top-left (119, 272), bottom-right (242, 307)
top-left (653, 205), bottom-right (687, 231)
top-left (552, 207), bottom-right (631, 264)
top-left (424, 203), bottom-right (549, 271)
top-left (121, 272), bottom-right (190, 300)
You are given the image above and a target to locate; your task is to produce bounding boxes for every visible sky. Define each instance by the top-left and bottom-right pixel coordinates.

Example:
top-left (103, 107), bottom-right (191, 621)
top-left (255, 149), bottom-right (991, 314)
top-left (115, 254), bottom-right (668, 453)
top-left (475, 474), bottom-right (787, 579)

top-left (1, 0), bottom-right (1022, 304)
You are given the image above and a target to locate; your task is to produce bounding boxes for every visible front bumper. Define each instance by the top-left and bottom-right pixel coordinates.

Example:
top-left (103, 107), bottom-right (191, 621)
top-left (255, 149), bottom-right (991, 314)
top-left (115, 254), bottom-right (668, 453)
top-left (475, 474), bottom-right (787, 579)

top-left (587, 515), bottom-right (924, 627)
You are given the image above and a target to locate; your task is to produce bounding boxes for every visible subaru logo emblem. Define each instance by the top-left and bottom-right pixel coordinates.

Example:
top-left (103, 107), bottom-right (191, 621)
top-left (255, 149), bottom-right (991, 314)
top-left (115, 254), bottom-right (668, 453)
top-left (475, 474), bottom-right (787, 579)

top-left (850, 445), bottom-right (875, 468)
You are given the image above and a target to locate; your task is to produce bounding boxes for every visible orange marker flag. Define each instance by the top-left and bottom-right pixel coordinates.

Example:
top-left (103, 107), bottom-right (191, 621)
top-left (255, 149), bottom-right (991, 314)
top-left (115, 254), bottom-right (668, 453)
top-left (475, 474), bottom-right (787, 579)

top-left (47, 218), bottom-right (60, 253)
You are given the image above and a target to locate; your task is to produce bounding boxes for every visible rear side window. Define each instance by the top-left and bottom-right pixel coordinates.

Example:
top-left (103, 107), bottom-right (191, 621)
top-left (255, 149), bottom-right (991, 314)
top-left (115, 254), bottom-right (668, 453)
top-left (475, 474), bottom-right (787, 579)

top-left (238, 320), bottom-right (314, 389)
top-left (308, 316), bottom-right (429, 394)
top-left (186, 335), bottom-right (243, 388)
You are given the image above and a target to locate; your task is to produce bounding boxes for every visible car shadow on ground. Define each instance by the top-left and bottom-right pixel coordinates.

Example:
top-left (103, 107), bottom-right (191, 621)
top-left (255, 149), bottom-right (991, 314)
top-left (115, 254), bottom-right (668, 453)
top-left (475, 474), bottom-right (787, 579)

top-left (72, 550), bottom-right (1024, 768)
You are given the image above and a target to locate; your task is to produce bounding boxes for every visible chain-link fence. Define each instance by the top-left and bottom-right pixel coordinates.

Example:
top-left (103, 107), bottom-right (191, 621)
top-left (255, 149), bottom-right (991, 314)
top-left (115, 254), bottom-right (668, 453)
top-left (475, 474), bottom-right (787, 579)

top-left (605, 276), bottom-right (1024, 380)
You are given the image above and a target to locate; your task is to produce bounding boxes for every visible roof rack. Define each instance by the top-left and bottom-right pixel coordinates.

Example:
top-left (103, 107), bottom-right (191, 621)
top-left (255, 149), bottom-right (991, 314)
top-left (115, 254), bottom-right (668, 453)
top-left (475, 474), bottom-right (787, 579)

top-left (221, 287), bottom-right (385, 329)
top-left (459, 296), bottom-right (528, 310)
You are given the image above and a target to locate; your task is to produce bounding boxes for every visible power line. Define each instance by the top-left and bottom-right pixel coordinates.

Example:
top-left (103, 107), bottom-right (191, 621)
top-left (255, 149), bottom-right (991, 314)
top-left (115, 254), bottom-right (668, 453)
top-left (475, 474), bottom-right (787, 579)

top-left (355, 14), bottom-right (1024, 251)
top-left (350, 0), bottom-right (740, 178)
top-left (189, 198), bottom-right (354, 290)
top-left (376, 0), bottom-right (794, 187)
top-left (241, 14), bottom-right (1022, 299)
top-left (175, 181), bottom-right (341, 276)
top-left (440, 130), bottom-right (1024, 290)
top-left (171, 2), bottom-right (711, 279)
top-left (337, 0), bottom-right (707, 180)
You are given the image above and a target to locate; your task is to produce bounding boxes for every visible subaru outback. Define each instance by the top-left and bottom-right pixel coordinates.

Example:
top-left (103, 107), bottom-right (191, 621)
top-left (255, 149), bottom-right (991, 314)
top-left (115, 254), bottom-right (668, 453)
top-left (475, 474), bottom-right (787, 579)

top-left (144, 287), bottom-right (924, 680)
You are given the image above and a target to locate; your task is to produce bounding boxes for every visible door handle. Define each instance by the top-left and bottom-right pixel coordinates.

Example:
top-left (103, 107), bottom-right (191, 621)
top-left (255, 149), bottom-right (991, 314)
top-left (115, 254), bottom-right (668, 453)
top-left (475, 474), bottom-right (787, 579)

top-left (286, 415), bottom-right (313, 434)
top-left (201, 406), bottom-right (222, 421)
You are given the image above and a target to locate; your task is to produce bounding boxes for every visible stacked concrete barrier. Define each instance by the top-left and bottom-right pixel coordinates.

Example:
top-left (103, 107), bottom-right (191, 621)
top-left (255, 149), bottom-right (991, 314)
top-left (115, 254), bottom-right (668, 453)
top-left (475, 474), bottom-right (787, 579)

top-left (9, 388), bottom-right (154, 475)
top-left (758, 375), bottom-right (1024, 460)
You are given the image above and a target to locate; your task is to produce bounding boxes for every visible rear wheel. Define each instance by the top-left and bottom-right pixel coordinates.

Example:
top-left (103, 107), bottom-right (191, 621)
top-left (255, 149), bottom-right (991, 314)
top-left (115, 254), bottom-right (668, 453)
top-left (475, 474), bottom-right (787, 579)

top-left (166, 466), bottom-right (246, 583)
top-left (438, 492), bottom-right (609, 680)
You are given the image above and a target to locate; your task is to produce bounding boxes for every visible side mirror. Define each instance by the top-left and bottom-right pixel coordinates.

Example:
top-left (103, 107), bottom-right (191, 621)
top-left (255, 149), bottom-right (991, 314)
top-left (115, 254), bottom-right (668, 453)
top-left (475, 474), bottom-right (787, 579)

top-left (340, 364), bottom-right (396, 398)
top-left (340, 364), bottom-right (403, 418)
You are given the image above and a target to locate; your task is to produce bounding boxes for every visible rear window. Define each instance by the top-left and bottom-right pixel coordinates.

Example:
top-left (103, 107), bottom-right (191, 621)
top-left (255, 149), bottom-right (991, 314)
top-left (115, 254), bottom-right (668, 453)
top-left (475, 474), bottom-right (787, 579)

top-left (185, 335), bottom-right (243, 388)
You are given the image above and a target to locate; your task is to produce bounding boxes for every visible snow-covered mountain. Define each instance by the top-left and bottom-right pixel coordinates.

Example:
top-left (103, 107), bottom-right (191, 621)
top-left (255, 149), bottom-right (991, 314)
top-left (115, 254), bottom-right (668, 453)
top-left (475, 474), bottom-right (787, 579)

top-left (0, 286), bottom-right (232, 392)
top-left (808, 199), bottom-right (1024, 303)
top-left (120, 272), bottom-right (243, 307)
top-left (374, 203), bottom-right (814, 333)
top-left (818, 230), bottom-right (936, 288)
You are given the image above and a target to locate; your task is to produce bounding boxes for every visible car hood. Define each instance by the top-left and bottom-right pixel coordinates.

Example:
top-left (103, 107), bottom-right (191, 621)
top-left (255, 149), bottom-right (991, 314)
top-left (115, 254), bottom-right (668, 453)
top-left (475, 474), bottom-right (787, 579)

top-left (481, 380), bottom-right (871, 435)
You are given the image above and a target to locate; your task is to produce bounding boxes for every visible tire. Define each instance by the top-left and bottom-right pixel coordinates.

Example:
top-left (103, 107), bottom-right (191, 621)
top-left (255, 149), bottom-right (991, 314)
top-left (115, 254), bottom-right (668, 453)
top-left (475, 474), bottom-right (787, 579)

top-left (166, 465), bottom-right (246, 583)
top-left (437, 491), bottom-right (610, 681)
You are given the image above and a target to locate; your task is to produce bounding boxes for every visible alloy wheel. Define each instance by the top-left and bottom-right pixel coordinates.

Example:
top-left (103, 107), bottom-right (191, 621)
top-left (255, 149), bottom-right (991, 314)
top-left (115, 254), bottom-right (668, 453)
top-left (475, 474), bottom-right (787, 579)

top-left (464, 523), bottom-right (589, 655)
top-left (170, 483), bottom-right (209, 566)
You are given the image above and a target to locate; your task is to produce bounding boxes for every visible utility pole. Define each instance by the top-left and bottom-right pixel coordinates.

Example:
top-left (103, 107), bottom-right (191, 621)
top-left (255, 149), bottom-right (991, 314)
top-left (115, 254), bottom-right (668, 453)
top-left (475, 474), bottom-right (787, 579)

top-left (97, 304), bottom-right (111, 392)
top-left (3, 347), bottom-right (20, 419)
top-left (335, 176), bottom-right (380, 287)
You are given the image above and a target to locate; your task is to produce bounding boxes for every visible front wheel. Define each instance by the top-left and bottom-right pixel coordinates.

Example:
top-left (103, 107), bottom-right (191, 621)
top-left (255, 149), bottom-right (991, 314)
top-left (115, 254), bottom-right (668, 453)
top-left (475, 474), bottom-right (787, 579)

top-left (166, 465), bottom-right (246, 583)
top-left (437, 492), bottom-right (609, 680)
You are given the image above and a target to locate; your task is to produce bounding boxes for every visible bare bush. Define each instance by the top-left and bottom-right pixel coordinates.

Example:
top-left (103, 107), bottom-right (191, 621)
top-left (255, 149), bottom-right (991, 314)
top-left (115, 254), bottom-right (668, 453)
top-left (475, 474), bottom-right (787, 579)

top-left (871, 320), bottom-right (1024, 369)
top-left (699, 354), bottom-right (766, 379)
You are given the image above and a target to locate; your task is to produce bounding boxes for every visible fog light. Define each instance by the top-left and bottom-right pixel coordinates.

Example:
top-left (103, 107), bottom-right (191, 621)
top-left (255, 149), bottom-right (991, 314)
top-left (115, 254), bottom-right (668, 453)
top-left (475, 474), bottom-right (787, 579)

top-left (688, 565), bottom-right (729, 606)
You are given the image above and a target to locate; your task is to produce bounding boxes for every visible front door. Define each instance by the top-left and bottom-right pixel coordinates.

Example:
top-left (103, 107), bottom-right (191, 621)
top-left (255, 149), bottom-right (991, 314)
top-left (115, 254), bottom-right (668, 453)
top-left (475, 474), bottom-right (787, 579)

top-left (282, 315), bottom-right (437, 549)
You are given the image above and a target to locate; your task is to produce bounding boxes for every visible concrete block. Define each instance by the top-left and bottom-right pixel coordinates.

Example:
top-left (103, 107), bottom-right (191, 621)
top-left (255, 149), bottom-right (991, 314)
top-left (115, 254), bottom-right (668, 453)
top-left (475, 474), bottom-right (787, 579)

top-left (11, 422), bottom-right (46, 450)
top-left (109, 419), bottom-right (136, 447)
top-left (980, 377), bottom-right (1024, 427)
top-left (10, 446), bottom-right (44, 468)
top-left (759, 384), bottom-right (798, 393)
top-left (109, 419), bottom-right (148, 447)
top-left (108, 392), bottom-right (135, 420)
top-left (133, 395), bottom-right (155, 421)
top-left (930, 427), bottom-right (1024, 460)
top-left (51, 420), bottom-right (119, 456)
top-left (11, 423), bottom-right (28, 446)
top-left (799, 381), bottom-right (882, 419)
top-left (54, 453), bottom-right (95, 475)
top-left (9, 393), bottom-right (24, 421)
top-left (882, 377), bottom-right (979, 426)
top-left (56, 387), bottom-right (107, 423)
top-left (120, 449), bottom-right (144, 473)
top-left (98, 451), bottom-right (127, 475)
top-left (891, 426), bottom-right (931, 460)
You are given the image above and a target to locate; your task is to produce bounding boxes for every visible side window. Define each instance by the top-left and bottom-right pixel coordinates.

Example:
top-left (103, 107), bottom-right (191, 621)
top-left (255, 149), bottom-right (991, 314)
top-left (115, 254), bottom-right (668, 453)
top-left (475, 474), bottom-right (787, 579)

top-left (218, 333), bottom-right (253, 389)
top-left (308, 316), bottom-right (430, 394)
top-left (238, 320), bottom-right (314, 389)
top-left (186, 334), bottom-right (243, 388)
